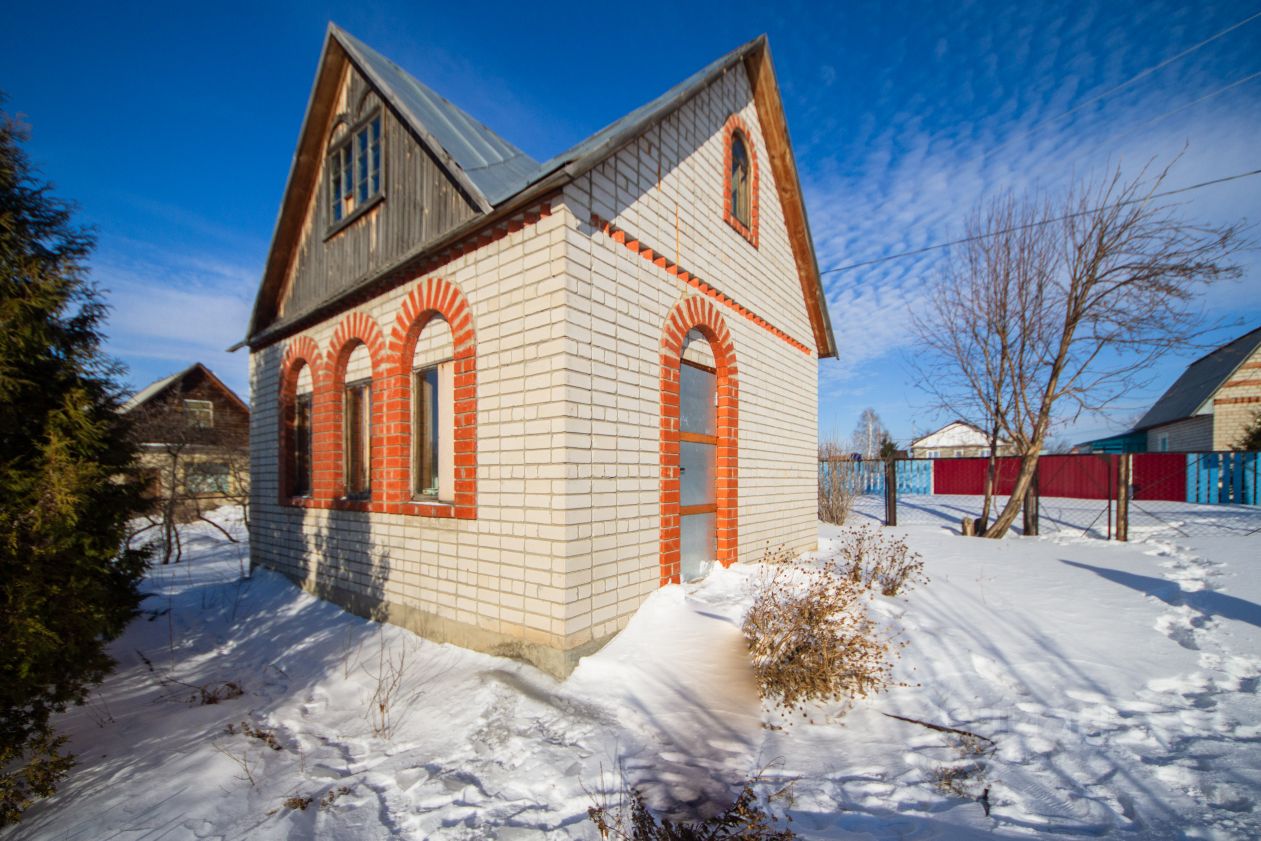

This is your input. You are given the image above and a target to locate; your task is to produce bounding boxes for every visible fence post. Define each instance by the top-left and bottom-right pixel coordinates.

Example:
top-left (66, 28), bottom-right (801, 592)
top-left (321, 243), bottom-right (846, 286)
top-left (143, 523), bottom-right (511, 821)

top-left (1022, 462), bottom-right (1039, 536)
top-left (884, 458), bottom-right (898, 527)
top-left (1116, 453), bottom-right (1131, 542)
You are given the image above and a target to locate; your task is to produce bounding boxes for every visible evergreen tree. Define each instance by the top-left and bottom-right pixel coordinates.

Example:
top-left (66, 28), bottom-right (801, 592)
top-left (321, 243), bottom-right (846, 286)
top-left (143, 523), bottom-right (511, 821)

top-left (1236, 410), bottom-right (1261, 452)
top-left (0, 101), bottom-right (150, 825)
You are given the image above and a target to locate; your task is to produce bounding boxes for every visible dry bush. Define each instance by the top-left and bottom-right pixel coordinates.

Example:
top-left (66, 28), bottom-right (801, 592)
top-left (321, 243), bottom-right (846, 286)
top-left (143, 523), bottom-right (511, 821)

top-left (587, 773), bottom-right (795, 840)
top-left (363, 643), bottom-right (407, 739)
top-left (225, 721), bottom-right (282, 751)
top-left (817, 449), bottom-right (858, 526)
top-left (742, 561), bottom-right (900, 717)
top-left (835, 525), bottom-right (926, 596)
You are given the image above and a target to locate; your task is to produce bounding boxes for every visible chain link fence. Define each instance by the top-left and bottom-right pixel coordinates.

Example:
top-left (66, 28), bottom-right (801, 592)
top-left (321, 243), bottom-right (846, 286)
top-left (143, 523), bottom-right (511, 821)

top-left (821, 452), bottom-right (1261, 541)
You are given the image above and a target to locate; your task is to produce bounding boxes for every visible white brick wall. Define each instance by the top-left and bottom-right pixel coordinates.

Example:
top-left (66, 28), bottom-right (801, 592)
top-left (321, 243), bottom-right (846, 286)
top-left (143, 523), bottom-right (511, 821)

top-left (250, 59), bottom-right (819, 670)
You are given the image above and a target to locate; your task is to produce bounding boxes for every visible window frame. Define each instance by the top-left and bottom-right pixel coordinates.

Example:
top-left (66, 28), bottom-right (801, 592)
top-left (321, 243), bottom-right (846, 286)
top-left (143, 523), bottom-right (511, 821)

top-left (325, 110), bottom-right (384, 237)
top-left (289, 392), bottom-right (313, 498)
top-left (728, 130), bottom-right (752, 229)
top-left (183, 398), bottom-right (214, 429)
top-left (412, 358), bottom-right (454, 503)
top-left (343, 377), bottom-right (372, 500)
top-left (185, 461), bottom-right (230, 496)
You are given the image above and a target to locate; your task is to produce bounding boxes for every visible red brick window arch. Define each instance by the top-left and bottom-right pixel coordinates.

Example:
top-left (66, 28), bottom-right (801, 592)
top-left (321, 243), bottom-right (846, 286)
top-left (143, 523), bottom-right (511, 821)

top-left (387, 277), bottom-right (478, 519)
top-left (722, 114), bottom-right (759, 248)
top-left (660, 296), bottom-right (738, 586)
top-left (279, 336), bottom-right (322, 503)
top-left (326, 313), bottom-right (387, 509)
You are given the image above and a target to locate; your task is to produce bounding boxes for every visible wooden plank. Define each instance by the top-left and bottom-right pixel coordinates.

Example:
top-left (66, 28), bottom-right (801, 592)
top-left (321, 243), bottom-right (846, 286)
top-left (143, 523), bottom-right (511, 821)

top-left (743, 44), bottom-right (835, 359)
top-left (281, 60), bottom-right (480, 321)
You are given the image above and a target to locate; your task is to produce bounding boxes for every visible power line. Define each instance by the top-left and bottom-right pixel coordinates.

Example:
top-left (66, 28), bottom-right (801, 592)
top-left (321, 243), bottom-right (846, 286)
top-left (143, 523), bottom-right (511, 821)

top-left (820, 168), bottom-right (1261, 276)
top-left (983, 8), bottom-right (1261, 160)
top-left (1100, 68), bottom-right (1261, 150)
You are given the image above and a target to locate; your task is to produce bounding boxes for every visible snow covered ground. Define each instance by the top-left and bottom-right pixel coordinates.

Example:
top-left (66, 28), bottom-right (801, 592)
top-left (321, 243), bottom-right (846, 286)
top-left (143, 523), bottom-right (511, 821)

top-left (6, 507), bottom-right (1260, 839)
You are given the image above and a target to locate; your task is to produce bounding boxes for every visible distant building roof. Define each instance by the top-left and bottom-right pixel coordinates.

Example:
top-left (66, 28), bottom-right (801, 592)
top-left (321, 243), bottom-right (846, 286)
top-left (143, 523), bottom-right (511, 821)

top-left (910, 420), bottom-right (1007, 450)
top-left (123, 363), bottom-right (250, 415)
top-left (1132, 325), bottom-right (1261, 432)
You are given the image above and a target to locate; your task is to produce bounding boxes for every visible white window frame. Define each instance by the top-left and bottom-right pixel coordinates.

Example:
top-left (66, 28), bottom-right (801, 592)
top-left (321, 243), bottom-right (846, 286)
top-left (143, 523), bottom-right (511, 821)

top-left (412, 360), bottom-right (454, 503)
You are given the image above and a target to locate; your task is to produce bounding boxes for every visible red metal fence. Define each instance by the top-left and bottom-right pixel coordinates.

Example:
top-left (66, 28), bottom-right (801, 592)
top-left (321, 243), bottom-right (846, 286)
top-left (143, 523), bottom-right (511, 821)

top-left (931, 453), bottom-right (1188, 501)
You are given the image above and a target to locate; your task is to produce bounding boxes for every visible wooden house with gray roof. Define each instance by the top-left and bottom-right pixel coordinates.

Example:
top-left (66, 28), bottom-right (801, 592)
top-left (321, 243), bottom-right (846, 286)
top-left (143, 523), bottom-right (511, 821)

top-left (241, 24), bottom-right (835, 675)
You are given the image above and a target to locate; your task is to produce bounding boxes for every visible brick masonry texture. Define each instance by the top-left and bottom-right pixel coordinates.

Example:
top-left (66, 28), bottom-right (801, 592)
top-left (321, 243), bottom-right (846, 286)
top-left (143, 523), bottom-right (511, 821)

top-left (250, 60), bottom-right (819, 673)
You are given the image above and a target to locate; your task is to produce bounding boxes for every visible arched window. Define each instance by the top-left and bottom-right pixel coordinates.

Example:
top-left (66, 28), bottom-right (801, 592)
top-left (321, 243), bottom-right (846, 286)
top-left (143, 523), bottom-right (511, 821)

top-left (342, 343), bottom-right (373, 499)
top-left (410, 317), bottom-right (454, 502)
top-left (722, 115), bottom-right (758, 247)
top-left (729, 132), bottom-right (751, 228)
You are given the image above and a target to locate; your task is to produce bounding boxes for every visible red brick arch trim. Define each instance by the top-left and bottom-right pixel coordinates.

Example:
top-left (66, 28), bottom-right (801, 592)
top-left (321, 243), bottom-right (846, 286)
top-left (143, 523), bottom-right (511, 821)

top-left (660, 296), bottom-right (738, 586)
top-left (722, 114), bottom-right (759, 248)
top-left (324, 312), bottom-right (388, 508)
top-left (384, 277), bottom-right (478, 519)
top-left (279, 336), bottom-right (323, 504)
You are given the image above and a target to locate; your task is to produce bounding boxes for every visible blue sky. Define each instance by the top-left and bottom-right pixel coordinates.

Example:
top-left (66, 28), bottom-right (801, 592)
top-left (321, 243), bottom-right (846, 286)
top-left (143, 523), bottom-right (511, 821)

top-left (3, 0), bottom-right (1259, 446)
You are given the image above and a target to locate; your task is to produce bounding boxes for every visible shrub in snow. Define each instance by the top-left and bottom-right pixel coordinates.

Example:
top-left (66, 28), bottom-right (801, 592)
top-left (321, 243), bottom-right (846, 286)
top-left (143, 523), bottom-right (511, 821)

top-left (742, 559), bottom-right (900, 717)
top-left (835, 525), bottom-right (926, 596)
top-left (817, 452), bottom-right (858, 525)
top-left (587, 774), bottom-right (795, 840)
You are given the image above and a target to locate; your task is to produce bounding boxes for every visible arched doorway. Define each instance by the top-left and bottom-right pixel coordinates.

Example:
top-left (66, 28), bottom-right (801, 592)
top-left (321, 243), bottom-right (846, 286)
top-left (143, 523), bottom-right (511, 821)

top-left (659, 297), bottom-right (738, 585)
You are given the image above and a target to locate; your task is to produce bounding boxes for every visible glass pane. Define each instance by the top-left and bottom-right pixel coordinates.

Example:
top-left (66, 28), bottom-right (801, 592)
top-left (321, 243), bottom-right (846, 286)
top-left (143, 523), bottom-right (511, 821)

top-left (345, 384), bottom-right (371, 496)
top-left (680, 513), bottom-right (715, 581)
top-left (371, 141), bottom-right (381, 194)
top-left (414, 368), bottom-right (440, 496)
top-left (679, 363), bottom-right (715, 435)
top-left (680, 440), bottom-right (715, 507)
top-left (330, 162), bottom-right (343, 222)
top-left (293, 395), bottom-right (312, 496)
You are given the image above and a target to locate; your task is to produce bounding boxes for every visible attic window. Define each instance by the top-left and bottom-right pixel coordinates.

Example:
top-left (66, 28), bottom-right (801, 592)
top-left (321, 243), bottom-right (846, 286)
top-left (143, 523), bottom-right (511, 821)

top-left (328, 112), bottom-right (382, 227)
top-left (184, 399), bottom-right (213, 428)
top-left (729, 132), bottom-right (751, 227)
top-left (722, 115), bottom-right (759, 247)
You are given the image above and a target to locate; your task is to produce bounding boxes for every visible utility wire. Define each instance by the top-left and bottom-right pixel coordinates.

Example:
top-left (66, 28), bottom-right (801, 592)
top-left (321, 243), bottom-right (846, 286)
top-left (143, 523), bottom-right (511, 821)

top-left (983, 8), bottom-right (1261, 160)
top-left (1100, 68), bottom-right (1261, 149)
top-left (820, 168), bottom-right (1261, 275)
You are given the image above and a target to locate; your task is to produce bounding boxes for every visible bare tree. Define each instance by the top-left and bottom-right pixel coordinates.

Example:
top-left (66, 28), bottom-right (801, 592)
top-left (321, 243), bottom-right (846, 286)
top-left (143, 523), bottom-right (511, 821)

top-left (912, 193), bottom-right (1051, 527)
top-left (851, 408), bottom-right (891, 460)
top-left (917, 162), bottom-right (1243, 537)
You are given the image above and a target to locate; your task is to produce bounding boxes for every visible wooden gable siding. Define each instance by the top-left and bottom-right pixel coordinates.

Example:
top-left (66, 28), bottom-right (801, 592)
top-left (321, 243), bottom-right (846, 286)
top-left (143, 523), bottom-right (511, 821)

top-left (279, 65), bottom-right (482, 322)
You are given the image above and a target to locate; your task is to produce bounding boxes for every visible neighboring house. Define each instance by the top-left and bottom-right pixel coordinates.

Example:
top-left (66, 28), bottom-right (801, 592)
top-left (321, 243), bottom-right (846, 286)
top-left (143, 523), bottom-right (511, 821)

top-left (124, 363), bottom-right (251, 504)
top-left (909, 420), bottom-right (1014, 459)
top-left (1124, 325), bottom-right (1261, 453)
top-left (239, 25), bottom-right (836, 676)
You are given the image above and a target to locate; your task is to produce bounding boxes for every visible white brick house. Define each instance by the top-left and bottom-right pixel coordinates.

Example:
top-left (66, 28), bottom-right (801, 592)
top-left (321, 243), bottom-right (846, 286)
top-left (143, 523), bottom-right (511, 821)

top-left (241, 24), bottom-right (836, 676)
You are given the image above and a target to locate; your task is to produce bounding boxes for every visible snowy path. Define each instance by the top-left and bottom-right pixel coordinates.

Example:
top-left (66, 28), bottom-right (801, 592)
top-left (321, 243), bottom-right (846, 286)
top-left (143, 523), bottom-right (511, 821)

top-left (4, 511), bottom-right (1259, 839)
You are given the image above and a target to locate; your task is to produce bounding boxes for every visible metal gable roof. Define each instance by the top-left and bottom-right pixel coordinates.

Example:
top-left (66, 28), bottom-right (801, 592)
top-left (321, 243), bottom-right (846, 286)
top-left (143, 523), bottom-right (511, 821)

top-left (331, 25), bottom-right (540, 208)
top-left (1132, 325), bottom-right (1261, 432)
top-left (243, 28), bottom-right (836, 358)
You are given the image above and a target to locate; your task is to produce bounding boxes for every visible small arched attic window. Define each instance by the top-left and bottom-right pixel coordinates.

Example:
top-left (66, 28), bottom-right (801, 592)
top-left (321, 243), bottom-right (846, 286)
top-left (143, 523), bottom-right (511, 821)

top-left (722, 115), bottom-right (759, 247)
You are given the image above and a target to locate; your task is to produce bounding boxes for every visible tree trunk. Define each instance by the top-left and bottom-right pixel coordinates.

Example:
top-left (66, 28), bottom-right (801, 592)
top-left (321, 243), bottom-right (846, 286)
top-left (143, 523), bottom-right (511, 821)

top-left (978, 420), bottom-right (1001, 532)
top-left (984, 442), bottom-right (1045, 538)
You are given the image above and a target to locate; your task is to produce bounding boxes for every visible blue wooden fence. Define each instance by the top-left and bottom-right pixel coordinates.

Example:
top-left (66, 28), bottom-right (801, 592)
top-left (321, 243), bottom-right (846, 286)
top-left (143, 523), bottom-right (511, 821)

top-left (1187, 452), bottom-right (1259, 505)
top-left (818, 459), bottom-right (933, 495)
